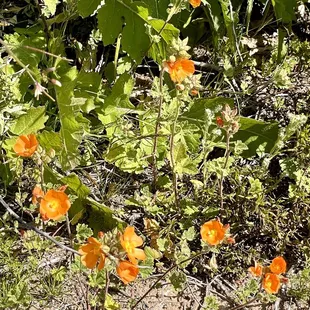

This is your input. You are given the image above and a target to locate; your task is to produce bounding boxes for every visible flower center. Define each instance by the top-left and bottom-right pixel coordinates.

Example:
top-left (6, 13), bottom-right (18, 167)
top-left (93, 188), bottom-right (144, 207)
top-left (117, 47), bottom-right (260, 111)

top-left (123, 241), bottom-right (134, 253)
top-left (208, 229), bottom-right (217, 237)
top-left (48, 200), bottom-right (59, 210)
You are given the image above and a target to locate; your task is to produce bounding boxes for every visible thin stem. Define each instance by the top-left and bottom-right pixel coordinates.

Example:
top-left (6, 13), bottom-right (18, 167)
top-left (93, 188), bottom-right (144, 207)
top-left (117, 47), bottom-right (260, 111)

top-left (34, 0), bottom-right (50, 46)
top-left (66, 213), bottom-right (72, 247)
top-left (102, 269), bottom-right (110, 307)
top-left (24, 46), bottom-right (73, 62)
top-left (229, 296), bottom-right (258, 310)
top-left (169, 100), bottom-right (180, 210)
top-left (151, 68), bottom-right (164, 192)
top-left (131, 251), bottom-right (207, 309)
top-left (0, 196), bottom-right (79, 256)
top-left (219, 131), bottom-right (231, 214)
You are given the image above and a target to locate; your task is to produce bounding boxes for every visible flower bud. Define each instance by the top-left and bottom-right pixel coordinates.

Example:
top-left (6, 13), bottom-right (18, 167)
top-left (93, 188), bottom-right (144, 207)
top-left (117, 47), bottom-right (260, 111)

top-left (169, 55), bottom-right (176, 63)
top-left (50, 79), bottom-right (62, 87)
top-left (176, 83), bottom-right (185, 91)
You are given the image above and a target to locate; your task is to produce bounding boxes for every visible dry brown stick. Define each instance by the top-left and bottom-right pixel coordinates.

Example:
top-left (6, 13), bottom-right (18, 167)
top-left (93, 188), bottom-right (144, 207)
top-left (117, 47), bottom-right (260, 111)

top-left (0, 196), bottom-right (80, 256)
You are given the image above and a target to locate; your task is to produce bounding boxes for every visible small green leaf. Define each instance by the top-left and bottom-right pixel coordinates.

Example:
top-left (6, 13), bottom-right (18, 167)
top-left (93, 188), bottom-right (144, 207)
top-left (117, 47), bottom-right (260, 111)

top-left (10, 106), bottom-right (48, 135)
top-left (62, 173), bottom-right (91, 199)
top-left (76, 223), bottom-right (93, 243)
top-left (169, 270), bottom-right (187, 292)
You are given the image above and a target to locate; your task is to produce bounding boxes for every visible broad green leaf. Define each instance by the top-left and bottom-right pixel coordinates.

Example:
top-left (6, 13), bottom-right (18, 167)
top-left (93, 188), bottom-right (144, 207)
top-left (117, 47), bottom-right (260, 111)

top-left (87, 198), bottom-right (124, 233)
top-left (55, 66), bottom-right (89, 170)
top-left (169, 270), bottom-right (187, 292)
top-left (38, 131), bottom-right (62, 154)
top-left (98, 73), bottom-right (134, 137)
top-left (10, 106), bottom-right (48, 135)
top-left (232, 117), bottom-right (279, 157)
top-left (97, 0), bottom-right (179, 63)
top-left (77, 0), bottom-right (102, 17)
top-left (4, 32), bottom-right (45, 69)
top-left (76, 223), bottom-right (93, 242)
top-left (74, 70), bottom-right (101, 113)
top-left (271, 0), bottom-right (296, 24)
top-left (62, 173), bottom-right (91, 199)
top-left (172, 142), bottom-right (198, 175)
top-left (204, 0), bottom-right (224, 47)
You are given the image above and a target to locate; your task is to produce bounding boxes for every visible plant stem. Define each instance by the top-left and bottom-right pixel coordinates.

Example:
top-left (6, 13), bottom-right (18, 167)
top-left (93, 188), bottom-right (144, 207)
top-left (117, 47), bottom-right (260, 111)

top-left (151, 68), bottom-right (164, 192)
top-left (131, 251), bottom-right (207, 309)
top-left (169, 100), bottom-right (181, 210)
top-left (219, 131), bottom-right (231, 215)
top-left (0, 196), bottom-right (79, 255)
top-left (229, 296), bottom-right (258, 310)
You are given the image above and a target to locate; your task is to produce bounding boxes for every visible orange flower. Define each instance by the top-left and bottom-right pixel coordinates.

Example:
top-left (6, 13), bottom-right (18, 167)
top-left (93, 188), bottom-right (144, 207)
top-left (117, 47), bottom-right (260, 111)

top-left (270, 256), bottom-right (286, 275)
top-left (263, 273), bottom-right (281, 294)
top-left (248, 262), bottom-right (263, 277)
top-left (165, 58), bottom-right (195, 83)
top-left (189, 0), bottom-right (201, 8)
top-left (39, 189), bottom-right (71, 220)
top-left (116, 260), bottom-right (139, 284)
top-left (216, 116), bottom-right (224, 128)
top-left (79, 237), bottom-right (106, 270)
top-left (13, 134), bottom-right (39, 157)
top-left (32, 185), bottom-right (44, 204)
top-left (120, 226), bottom-right (146, 264)
top-left (200, 219), bottom-right (227, 246)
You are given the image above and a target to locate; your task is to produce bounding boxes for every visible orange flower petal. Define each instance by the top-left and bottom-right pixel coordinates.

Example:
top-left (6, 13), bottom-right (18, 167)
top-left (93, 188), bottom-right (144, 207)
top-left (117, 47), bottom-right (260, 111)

top-left (98, 253), bottom-right (106, 271)
top-left (263, 273), bottom-right (281, 294)
top-left (167, 59), bottom-right (195, 83)
top-left (200, 220), bottom-right (226, 246)
top-left (13, 134), bottom-right (39, 157)
top-left (39, 189), bottom-right (70, 220)
top-left (81, 253), bottom-right (98, 269)
top-left (116, 261), bottom-right (139, 285)
top-left (32, 185), bottom-right (44, 204)
top-left (248, 262), bottom-right (263, 277)
top-left (270, 256), bottom-right (286, 275)
top-left (189, 0), bottom-right (201, 8)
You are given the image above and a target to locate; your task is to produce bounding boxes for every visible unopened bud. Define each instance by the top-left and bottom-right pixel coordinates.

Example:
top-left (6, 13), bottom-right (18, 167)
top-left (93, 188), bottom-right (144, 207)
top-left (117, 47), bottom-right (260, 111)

top-left (48, 148), bottom-right (56, 158)
top-left (231, 121), bottom-right (240, 133)
top-left (190, 88), bottom-right (198, 96)
top-left (98, 231), bottom-right (104, 238)
top-left (227, 237), bottom-right (235, 244)
top-left (45, 67), bottom-right (56, 73)
top-left (216, 116), bottom-right (224, 128)
top-left (169, 55), bottom-right (176, 62)
top-left (176, 84), bottom-right (185, 91)
top-left (51, 79), bottom-right (62, 87)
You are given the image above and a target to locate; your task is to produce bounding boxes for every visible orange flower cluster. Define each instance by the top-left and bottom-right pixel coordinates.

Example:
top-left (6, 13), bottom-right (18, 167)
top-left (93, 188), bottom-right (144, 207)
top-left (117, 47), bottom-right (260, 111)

top-left (248, 256), bottom-right (287, 294)
top-left (78, 226), bottom-right (145, 285)
top-left (189, 0), bottom-right (201, 8)
top-left (164, 58), bottom-right (195, 84)
top-left (32, 186), bottom-right (71, 221)
top-left (13, 134), bottom-right (39, 157)
top-left (118, 226), bottom-right (146, 284)
top-left (200, 219), bottom-right (230, 246)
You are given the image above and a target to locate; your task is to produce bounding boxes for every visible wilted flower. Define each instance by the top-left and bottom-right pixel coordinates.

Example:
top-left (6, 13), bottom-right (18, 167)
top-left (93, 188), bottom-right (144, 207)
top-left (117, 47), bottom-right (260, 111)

top-left (116, 260), bottom-right (139, 284)
top-left (200, 219), bottom-right (228, 246)
top-left (270, 256), bottom-right (286, 275)
top-left (13, 134), bottom-right (39, 157)
top-left (39, 189), bottom-right (71, 220)
top-left (248, 262), bottom-right (263, 277)
top-left (34, 82), bottom-right (46, 99)
top-left (120, 226), bottom-right (146, 265)
top-left (32, 185), bottom-right (44, 204)
top-left (263, 273), bottom-right (281, 294)
top-left (79, 237), bottom-right (106, 270)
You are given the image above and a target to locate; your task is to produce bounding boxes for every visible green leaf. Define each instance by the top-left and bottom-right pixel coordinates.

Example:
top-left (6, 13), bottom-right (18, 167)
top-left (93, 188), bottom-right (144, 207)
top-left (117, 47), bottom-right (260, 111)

top-left (98, 73), bottom-right (134, 138)
top-left (87, 198), bottom-right (124, 233)
top-left (55, 66), bottom-right (89, 170)
top-left (76, 223), bottom-right (93, 243)
top-left (172, 142), bottom-right (198, 175)
top-left (10, 106), bottom-right (48, 135)
top-left (169, 270), bottom-right (187, 292)
top-left (97, 0), bottom-right (179, 63)
top-left (271, 0), bottom-right (296, 24)
top-left (38, 131), bottom-right (63, 154)
top-left (77, 0), bottom-right (102, 18)
top-left (62, 173), bottom-right (91, 199)
top-left (42, 0), bottom-right (59, 16)
top-left (232, 118), bottom-right (279, 157)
